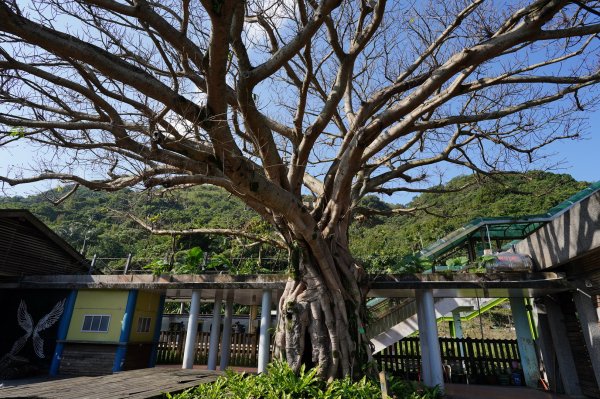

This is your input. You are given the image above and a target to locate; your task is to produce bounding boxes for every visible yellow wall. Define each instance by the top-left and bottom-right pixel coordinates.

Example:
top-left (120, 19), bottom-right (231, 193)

top-left (129, 291), bottom-right (161, 343)
top-left (66, 290), bottom-right (128, 342)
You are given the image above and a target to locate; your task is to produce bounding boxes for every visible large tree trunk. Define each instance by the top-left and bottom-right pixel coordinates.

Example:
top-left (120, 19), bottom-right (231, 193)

top-left (272, 238), bottom-right (372, 381)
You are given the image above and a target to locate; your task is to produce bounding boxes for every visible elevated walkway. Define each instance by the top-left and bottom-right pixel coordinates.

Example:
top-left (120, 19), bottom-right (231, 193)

top-left (421, 181), bottom-right (600, 262)
top-left (365, 182), bottom-right (600, 353)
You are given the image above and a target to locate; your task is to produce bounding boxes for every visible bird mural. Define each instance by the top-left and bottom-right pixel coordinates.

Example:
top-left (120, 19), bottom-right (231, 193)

top-left (0, 299), bottom-right (65, 377)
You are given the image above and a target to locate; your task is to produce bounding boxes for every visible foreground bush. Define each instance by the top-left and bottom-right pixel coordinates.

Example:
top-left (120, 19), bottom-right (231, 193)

top-left (167, 361), bottom-right (441, 399)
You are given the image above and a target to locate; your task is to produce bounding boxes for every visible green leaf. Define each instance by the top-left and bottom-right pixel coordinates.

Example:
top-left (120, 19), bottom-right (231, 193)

top-left (9, 127), bottom-right (26, 138)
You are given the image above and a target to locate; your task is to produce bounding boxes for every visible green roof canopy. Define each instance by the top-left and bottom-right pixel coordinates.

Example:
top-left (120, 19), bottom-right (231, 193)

top-left (420, 181), bottom-right (600, 261)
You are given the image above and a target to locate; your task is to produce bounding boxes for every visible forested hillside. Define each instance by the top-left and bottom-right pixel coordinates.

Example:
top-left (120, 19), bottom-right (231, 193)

top-left (0, 171), bottom-right (589, 273)
top-left (350, 171), bottom-right (589, 269)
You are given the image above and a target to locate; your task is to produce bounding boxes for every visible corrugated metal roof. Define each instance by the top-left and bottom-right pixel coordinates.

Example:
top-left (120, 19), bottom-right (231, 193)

top-left (0, 209), bottom-right (89, 276)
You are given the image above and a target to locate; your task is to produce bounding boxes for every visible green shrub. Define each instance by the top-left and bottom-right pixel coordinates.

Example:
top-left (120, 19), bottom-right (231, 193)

top-left (166, 361), bottom-right (441, 399)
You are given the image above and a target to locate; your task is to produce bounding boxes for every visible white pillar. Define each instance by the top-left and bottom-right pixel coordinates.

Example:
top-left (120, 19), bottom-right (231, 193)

top-left (220, 295), bottom-right (234, 370)
top-left (207, 291), bottom-right (223, 370)
top-left (258, 289), bottom-right (272, 373)
top-left (416, 292), bottom-right (431, 386)
top-left (417, 290), bottom-right (444, 391)
top-left (182, 290), bottom-right (201, 369)
top-left (573, 289), bottom-right (600, 389)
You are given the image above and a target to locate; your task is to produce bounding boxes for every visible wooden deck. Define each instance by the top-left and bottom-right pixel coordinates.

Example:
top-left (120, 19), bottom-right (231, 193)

top-left (0, 368), bottom-right (222, 398)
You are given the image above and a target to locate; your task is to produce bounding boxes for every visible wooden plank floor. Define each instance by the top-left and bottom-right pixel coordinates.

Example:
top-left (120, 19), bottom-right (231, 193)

top-left (0, 368), bottom-right (222, 399)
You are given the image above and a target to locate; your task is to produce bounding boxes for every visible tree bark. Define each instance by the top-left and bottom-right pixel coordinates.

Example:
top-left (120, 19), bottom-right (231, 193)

top-left (273, 238), bottom-right (372, 381)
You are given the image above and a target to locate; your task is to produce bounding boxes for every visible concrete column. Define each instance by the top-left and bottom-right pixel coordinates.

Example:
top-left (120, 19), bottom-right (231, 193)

top-left (527, 298), bottom-right (540, 340)
top-left (510, 297), bottom-right (539, 388)
top-left (417, 290), bottom-right (444, 391)
top-left (536, 313), bottom-right (558, 392)
top-left (573, 289), bottom-right (600, 389)
top-left (452, 310), bottom-right (463, 338)
top-left (544, 297), bottom-right (581, 396)
top-left (416, 292), bottom-right (431, 385)
top-left (182, 289), bottom-right (201, 369)
top-left (452, 309), bottom-right (466, 377)
top-left (528, 301), bottom-right (547, 384)
top-left (220, 295), bottom-right (234, 370)
top-left (258, 289), bottom-right (272, 373)
top-left (207, 291), bottom-right (223, 370)
top-left (248, 305), bottom-right (258, 334)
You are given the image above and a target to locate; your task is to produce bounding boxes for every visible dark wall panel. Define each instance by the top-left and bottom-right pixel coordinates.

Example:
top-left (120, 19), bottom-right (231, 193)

top-left (123, 343), bottom-right (154, 371)
top-left (0, 289), bottom-right (69, 379)
top-left (59, 343), bottom-right (117, 376)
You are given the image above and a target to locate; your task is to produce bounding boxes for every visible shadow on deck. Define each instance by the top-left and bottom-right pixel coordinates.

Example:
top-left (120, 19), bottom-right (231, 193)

top-left (0, 367), bottom-right (222, 399)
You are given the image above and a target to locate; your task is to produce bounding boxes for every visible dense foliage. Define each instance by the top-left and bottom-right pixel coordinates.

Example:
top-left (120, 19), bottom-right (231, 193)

top-left (167, 361), bottom-right (441, 399)
top-left (0, 185), bottom-right (271, 272)
top-left (350, 171), bottom-right (588, 271)
top-left (0, 171), bottom-right (588, 273)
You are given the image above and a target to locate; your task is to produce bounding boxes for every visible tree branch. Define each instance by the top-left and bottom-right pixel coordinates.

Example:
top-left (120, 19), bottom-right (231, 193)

top-left (122, 212), bottom-right (287, 249)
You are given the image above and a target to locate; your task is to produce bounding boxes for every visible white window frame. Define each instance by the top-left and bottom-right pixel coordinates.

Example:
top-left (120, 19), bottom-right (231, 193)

top-left (137, 316), bottom-right (152, 333)
top-left (81, 314), bottom-right (111, 333)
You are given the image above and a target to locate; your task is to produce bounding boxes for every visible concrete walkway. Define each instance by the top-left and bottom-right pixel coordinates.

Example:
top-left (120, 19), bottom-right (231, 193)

top-left (445, 384), bottom-right (572, 399)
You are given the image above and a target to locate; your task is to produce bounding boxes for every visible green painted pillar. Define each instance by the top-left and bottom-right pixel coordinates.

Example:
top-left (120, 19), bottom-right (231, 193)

top-left (452, 311), bottom-right (463, 339)
top-left (510, 297), bottom-right (539, 388)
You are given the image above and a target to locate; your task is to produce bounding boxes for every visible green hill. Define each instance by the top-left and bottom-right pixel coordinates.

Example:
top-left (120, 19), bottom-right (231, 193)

top-left (0, 186), bottom-right (266, 269)
top-left (0, 171), bottom-right (590, 273)
top-left (349, 171), bottom-right (589, 270)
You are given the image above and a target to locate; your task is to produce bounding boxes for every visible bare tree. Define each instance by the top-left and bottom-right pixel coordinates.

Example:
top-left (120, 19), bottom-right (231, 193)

top-left (1, 0), bottom-right (599, 379)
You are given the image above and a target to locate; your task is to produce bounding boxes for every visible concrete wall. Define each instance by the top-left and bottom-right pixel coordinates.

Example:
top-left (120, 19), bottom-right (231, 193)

top-left (514, 191), bottom-right (600, 270)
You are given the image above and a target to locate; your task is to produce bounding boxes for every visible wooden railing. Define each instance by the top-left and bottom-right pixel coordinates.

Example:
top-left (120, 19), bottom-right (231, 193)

top-left (374, 337), bottom-right (521, 384)
top-left (158, 332), bottom-right (520, 383)
top-left (156, 331), bottom-right (261, 367)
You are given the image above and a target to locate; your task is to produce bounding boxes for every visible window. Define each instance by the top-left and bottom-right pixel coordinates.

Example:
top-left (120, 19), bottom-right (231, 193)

top-left (82, 315), bottom-right (111, 332)
top-left (137, 317), bottom-right (152, 333)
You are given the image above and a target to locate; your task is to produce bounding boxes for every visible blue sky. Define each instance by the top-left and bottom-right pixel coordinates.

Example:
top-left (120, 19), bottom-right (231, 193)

top-left (544, 109), bottom-right (599, 183)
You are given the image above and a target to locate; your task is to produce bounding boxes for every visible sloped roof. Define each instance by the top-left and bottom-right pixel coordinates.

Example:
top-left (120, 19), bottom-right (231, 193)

top-left (0, 209), bottom-right (89, 276)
